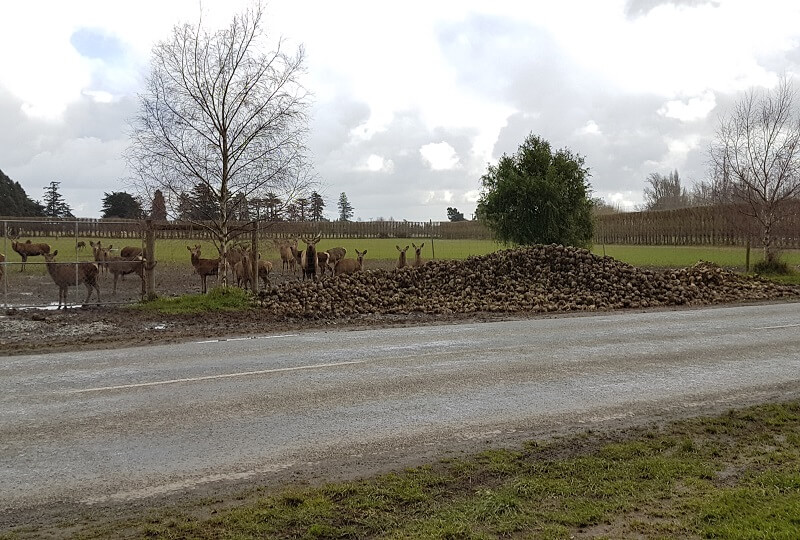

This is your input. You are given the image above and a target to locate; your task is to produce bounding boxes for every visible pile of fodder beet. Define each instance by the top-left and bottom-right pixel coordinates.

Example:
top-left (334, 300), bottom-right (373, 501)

top-left (259, 245), bottom-right (800, 319)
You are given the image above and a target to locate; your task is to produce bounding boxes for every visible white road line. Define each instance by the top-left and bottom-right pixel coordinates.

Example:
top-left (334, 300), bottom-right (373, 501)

top-left (68, 360), bottom-right (364, 394)
top-left (754, 324), bottom-right (800, 330)
top-left (195, 333), bottom-right (298, 344)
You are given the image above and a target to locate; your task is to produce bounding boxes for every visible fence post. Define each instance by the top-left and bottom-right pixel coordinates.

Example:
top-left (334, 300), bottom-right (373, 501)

top-left (251, 221), bottom-right (259, 294)
top-left (144, 219), bottom-right (157, 300)
top-left (429, 220), bottom-right (435, 260)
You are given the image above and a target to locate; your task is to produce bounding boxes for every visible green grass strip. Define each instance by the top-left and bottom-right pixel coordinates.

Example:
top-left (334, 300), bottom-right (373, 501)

top-left (22, 401), bottom-right (798, 539)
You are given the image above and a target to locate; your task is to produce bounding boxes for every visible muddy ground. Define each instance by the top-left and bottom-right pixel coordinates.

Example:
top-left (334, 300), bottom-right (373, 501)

top-left (0, 259), bottom-right (522, 356)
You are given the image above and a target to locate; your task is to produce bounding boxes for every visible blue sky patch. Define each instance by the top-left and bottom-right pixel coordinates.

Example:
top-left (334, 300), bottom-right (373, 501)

top-left (70, 27), bottom-right (124, 62)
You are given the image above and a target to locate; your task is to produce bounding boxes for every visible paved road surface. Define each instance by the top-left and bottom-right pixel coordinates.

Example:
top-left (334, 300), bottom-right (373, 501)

top-left (2, 302), bottom-right (799, 514)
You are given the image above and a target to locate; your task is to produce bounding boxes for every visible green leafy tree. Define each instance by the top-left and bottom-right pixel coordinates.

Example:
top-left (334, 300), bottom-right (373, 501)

top-left (446, 207), bottom-right (466, 222)
top-left (309, 191), bottom-right (325, 221)
top-left (150, 189), bottom-right (168, 220)
top-left (476, 133), bottom-right (593, 247)
top-left (337, 192), bottom-right (353, 221)
top-left (0, 169), bottom-right (44, 216)
top-left (42, 181), bottom-right (73, 218)
top-left (102, 191), bottom-right (143, 219)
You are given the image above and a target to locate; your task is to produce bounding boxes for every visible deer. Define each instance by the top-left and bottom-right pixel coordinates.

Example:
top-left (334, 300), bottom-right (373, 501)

top-left (106, 255), bottom-right (147, 296)
top-left (325, 247), bottom-right (347, 275)
top-left (412, 242), bottom-right (425, 267)
top-left (10, 234), bottom-right (51, 272)
top-left (300, 233), bottom-right (322, 281)
top-left (277, 238), bottom-right (299, 274)
top-left (316, 250), bottom-right (331, 277)
top-left (396, 245), bottom-right (410, 269)
top-left (89, 240), bottom-right (111, 275)
top-left (42, 251), bottom-right (100, 309)
top-left (334, 249), bottom-right (367, 276)
top-left (234, 249), bottom-right (272, 289)
top-left (76, 241), bottom-right (86, 252)
top-left (120, 246), bottom-right (143, 259)
top-left (187, 245), bottom-right (220, 294)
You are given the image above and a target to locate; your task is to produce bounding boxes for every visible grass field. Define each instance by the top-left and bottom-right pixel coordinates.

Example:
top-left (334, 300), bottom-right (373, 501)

top-left (21, 400), bottom-right (800, 539)
top-left (3, 236), bottom-right (799, 272)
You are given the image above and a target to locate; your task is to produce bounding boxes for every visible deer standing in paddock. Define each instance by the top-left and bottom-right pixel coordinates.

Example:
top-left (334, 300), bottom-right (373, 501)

top-left (334, 249), bottom-right (367, 276)
top-left (10, 234), bottom-right (50, 272)
top-left (322, 247), bottom-right (346, 277)
top-left (76, 241), bottom-right (86, 252)
top-left (42, 251), bottom-right (100, 309)
top-left (89, 241), bottom-right (110, 275)
top-left (300, 233), bottom-right (322, 281)
top-left (396, 245), bottom-right (410, 269)
top-left (187, 245), bottom-right (220, 294)
top-left (106, 256), bottom-right (148, 297)
top-left (277, 238), bottom-right (299, 274)
top-left (412, 242), bottom-right (425, 267)
top-left (234, 249), bottom-right (273, 290)
top-left (316, 250), bottom-right (331, 277)
top-left (120, 246), bottom-right (143, 259)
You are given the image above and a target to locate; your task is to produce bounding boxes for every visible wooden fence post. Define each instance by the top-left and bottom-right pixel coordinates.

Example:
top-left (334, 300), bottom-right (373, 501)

top-left (251, 221), bottom-right (259, 294)
top-left (145, 219), bottom-right (157, 300)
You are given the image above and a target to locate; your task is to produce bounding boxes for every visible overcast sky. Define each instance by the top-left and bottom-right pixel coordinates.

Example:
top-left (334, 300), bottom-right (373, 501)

top-left (2, 0), bottom-right (799, 221)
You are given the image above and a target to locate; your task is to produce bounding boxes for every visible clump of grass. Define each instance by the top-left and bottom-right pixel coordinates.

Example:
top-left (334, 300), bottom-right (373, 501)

top-left (753, 258), bottom-right (793, 275)
top-left (130, 286), bottom-right (253, 314)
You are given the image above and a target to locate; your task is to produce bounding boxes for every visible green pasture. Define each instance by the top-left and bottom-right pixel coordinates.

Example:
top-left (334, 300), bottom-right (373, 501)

top-left (3, 235), bottom-right (799, 271)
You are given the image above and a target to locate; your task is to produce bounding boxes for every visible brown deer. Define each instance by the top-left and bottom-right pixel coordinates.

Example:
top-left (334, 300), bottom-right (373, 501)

top-left (187, 245), bottom-right (220, 294)
top-left (10, 234), bottom-right (51, 272)
top-left (76, 241), bottom-right (86, 251)
top-left (325, 247), bottom-right (347, 275)
top-left (412, 242), bottom-right (425, 267)
top-left (120, 246), bottom-right (143, 259)
top-left (316, 251), bottom-right (331, 277)
top-left (277, 238), bottom-right (299, 274)
top-left (300, 233), bottom-right (322, 281)
top-left (334, 249), bottom-right (367, 276)
top-left (106, 256), bottom-right (147, 296)
top-left (234, 249), bottom-right (272, 289)
top-left (89, 241), bottom-right (110, 275)
top-left (396, 245), bottom-right (410, 269)
top-left (42, 251), bottom-right (100, 309)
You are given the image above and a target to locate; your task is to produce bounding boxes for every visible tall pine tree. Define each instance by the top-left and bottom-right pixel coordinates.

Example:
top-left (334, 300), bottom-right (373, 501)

top-left (337, 192), bottom-right (353, 221)
top-left (42, 181), bottom-right (73, 218)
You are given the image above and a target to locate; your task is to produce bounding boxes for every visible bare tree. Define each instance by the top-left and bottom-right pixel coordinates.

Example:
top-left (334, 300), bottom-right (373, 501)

top-left (642, 170), bottom-right (690, 211)
top-left (710, 77), bottom-right (800, 263)
top-left (126, 2), bottom-right (312, 275)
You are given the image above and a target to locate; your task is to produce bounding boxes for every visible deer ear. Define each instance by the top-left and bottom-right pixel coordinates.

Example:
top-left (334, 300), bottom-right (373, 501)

top-left (420, 243), bottom-right (425, 249)
top-left (53, 250), bottom-right (58, 256)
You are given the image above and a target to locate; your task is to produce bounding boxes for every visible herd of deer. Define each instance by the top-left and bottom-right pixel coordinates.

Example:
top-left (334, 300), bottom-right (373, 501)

top-left (1, 235), bottom-right (147, 308)
top-left (1, 233), bottom-right (428, 305)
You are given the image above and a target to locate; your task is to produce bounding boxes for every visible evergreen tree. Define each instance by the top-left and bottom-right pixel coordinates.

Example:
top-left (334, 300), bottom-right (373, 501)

top-left (0, 169), bottom-right (44, 216)
top-left (447, 207), bottom-right (466, 222)
top-left (150, 189), bottom-right (168, 220)
top-left (102, 191), bottom-right (143, 219)
top-left (477, 133), bottom-right (593, 247)
top-left (337, 192), bottom-right (353, 221)
top-left (310, 191), bottom-right (325, 221)
top-left (295, 197), bottom-right (309, 221)
top-left (42, 181), bottom-right (74, 218)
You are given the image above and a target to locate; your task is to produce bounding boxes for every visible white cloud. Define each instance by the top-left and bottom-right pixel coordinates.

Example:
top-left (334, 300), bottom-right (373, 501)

top-left (420, 142), bottom-right (460, 170)
top-left (576, 120), bottom-right (602, 136)
top-left (658, 92), bottom-right (717, 122)
top-left (358, 154), bottom-right (394, 173)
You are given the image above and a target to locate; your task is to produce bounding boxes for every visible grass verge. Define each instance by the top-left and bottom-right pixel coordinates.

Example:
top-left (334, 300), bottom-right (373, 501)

top-left (130, 286), bottom-right (253, 314)
top-left (17, 400), bottom-right (799, 539)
